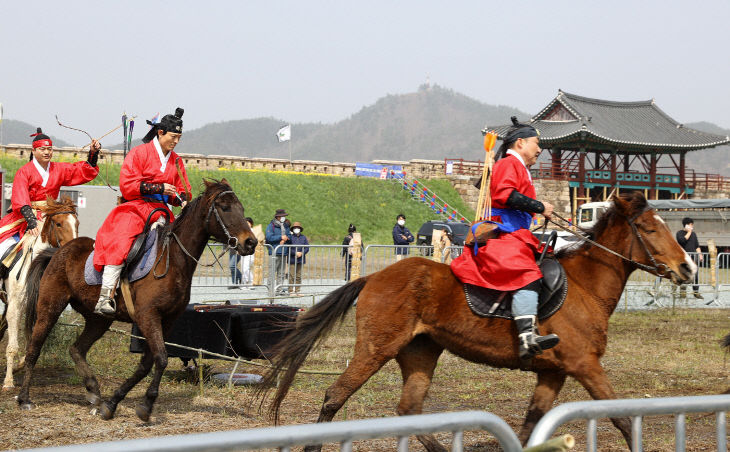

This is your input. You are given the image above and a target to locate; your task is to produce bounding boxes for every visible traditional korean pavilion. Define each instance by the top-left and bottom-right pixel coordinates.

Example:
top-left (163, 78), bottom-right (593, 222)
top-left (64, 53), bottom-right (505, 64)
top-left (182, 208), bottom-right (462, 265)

top-left (488, 90), bottom-right (730, 203)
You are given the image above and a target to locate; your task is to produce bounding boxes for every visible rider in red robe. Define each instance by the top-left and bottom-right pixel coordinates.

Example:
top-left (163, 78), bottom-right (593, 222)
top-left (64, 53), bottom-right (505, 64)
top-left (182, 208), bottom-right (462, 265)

top-left (93, 108), bottom-right (191, 316)
top-left (0, 128), bottom-right (100, 267)
top-left (450, 117), bottom-right (559, 360)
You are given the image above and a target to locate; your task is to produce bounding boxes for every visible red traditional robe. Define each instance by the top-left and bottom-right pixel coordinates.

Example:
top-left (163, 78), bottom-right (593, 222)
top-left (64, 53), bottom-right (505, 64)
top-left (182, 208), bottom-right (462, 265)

top-left (450, 153), bottom-right (543, 291)
top-left (93, 140), bottom-right (190, 271)
top-left (0, 160), bottom-right (99, 243)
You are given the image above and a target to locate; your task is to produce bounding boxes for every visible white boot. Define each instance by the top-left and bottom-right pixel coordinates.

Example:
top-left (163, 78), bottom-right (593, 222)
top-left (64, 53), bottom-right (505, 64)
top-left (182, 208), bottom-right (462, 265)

top-left (93, 264), bottom-right (122, 316)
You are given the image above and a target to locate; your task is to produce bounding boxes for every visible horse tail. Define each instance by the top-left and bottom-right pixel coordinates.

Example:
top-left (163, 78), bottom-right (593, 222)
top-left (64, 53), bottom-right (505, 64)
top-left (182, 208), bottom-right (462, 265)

top-left (258, 275), bottom-right (370, 422)
top-left (24, 248), bottom-right (58, 339)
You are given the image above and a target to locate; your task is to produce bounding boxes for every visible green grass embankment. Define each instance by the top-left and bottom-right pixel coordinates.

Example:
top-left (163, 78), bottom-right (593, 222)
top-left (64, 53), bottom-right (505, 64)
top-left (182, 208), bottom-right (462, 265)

top-left (0, 155), bottom-right (474, 244)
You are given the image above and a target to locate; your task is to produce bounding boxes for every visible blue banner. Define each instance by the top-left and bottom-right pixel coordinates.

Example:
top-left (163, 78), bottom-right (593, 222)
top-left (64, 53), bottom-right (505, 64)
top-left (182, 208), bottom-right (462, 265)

top-left (355, 163), bottom-right (403, 179)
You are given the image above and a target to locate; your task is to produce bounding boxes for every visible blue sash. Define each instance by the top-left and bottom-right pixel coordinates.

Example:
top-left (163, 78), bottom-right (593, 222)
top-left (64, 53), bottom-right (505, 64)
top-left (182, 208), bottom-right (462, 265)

top-left (470, 208), bottom-right (532, 255)
top-left (143, 194), bottom-right (170, 204)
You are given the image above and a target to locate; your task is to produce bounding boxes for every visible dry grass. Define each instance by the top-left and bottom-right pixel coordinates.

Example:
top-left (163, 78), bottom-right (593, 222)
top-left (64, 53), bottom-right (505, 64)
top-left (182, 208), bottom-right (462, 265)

top-left (1, 308), bottom-right (729, 451)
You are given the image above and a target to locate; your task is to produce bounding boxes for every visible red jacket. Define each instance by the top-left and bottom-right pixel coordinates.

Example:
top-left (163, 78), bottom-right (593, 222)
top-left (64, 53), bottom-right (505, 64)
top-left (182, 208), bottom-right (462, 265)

top-left (0, 160), bottom-right (98, 243)
top-left (93, 141), bottom-right (190, 270)
top-left (450, 154), bottom-right (543, 290)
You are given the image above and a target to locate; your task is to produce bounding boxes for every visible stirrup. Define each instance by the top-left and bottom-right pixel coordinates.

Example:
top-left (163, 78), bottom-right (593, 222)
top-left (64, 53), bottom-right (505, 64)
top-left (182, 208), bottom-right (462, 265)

top-left (519, 332), bottom-right (560, 360)
top-left (94, 288), bottom-right (117, 316)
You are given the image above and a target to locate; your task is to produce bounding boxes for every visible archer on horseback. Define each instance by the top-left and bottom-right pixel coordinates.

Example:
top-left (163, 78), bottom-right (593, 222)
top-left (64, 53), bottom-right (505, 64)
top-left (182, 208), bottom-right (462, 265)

top-left (93, 108), bottom-right (191, 316)
top-left (450, 117), bottom-right (559, 360)
top-left (0, 128), bottom-right (100, 275)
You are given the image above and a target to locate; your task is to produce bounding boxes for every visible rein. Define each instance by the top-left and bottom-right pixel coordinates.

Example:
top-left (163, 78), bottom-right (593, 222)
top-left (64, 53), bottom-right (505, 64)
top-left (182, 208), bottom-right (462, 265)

top-left (153, 190), bottom-right (240, 278)
top-left (548, 211), bottom-right (673, 277)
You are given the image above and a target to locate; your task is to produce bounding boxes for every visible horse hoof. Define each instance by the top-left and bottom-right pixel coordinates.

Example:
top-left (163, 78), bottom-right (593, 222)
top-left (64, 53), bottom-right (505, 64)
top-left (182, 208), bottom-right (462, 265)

top-left (19, 402), bottom-right (35, 411)
top-left (89, 407), bottom-right (99, 416)
top-left (135, 404), bottom-right (151, 423)
top-left (99, 402), bottom-right (115, 420)
top-left (86, 393), bottom-right (100, 406)
top-left (2, 384), bottom-right (15, 391)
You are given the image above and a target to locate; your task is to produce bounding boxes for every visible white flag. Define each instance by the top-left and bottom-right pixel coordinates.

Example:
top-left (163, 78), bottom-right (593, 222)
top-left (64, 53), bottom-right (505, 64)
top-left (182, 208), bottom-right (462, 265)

top-left (0, 103), bottom-right (3, 123)
top-left (276, 124), bottom-right (291, 142)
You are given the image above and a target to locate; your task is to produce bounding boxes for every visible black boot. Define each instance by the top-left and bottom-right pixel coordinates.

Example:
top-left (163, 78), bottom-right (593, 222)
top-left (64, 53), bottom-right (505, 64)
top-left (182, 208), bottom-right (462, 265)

top-left (514, 315), bottom-right (560, 360)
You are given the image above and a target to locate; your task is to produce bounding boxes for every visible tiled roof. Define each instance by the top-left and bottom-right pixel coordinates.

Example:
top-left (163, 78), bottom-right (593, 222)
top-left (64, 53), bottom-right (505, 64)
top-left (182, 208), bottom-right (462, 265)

top-left (485, 91), bottom-right (730, 152)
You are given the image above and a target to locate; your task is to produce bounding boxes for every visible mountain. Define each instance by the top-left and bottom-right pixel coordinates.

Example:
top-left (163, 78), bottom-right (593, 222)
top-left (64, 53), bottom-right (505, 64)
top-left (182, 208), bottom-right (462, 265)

top-left (109, 84), bottom-right (528, 161)
top-left (683, 122), bottom-right (730, 176)
top-left (0, 119), bottom-right (73, 147)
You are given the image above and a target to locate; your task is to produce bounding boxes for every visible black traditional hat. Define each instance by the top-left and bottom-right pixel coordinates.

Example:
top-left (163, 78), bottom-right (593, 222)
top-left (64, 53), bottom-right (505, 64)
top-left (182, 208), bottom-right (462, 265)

top-left (142, 107), bottom-right (184, 143)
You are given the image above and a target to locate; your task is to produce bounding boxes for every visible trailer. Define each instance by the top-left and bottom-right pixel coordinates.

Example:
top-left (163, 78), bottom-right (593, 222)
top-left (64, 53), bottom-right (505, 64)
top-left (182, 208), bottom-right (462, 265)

top-left (579, 199), bottom-right (730, 248)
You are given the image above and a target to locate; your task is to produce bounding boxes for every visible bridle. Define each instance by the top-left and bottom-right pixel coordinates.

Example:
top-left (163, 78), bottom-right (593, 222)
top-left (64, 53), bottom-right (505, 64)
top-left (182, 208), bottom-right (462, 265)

top-left (549, 209), bottom-right (674, 278)
top-left (154, 190), bottom-right (243, 278)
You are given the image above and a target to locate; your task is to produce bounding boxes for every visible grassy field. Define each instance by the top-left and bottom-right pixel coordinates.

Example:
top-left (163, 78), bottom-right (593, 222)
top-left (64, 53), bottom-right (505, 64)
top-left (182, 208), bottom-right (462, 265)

top-left (0, 155), bottom-right (473, 245)
top-left (1, 308), bottom-right (729, 450)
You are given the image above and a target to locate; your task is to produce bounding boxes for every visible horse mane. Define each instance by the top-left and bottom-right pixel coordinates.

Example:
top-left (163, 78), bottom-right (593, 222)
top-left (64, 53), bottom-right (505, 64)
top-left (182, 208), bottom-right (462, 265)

top-left (41, 195), bottom-right (77, 216)
top-left (555, 191), bottom-right (648, 258)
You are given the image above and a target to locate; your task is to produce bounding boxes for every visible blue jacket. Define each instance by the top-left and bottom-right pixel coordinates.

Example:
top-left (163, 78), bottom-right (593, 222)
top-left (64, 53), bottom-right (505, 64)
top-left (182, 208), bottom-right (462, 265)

top-left (392, 224), bottom-right (414, 255)
top-left (288, 234), bottom-right (310, 264)
top-left (265, 220), bottom-right (292, 255)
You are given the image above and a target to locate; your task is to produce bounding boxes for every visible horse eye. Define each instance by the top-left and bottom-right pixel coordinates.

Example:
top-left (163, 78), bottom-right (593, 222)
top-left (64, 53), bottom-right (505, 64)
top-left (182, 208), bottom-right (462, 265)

top-left (221, 204), bottom-right (231, 212)
top-left (56, 223), bottom-right (62, 227)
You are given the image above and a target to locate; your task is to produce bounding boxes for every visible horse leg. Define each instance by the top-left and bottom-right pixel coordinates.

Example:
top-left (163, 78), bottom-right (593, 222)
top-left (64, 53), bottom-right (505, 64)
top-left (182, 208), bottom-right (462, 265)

top-left (99, 349), bottom-right (154, 420)
top-left (572, 361), bottom-right (632, 449)
top-left (302, 348), bottom-right (395, 452)
top-left (68, 315), bottom-right (113, 411)
top-left (518, 371), bottom-right (567, 444)
top-left (3, 283), bottom-right (25, 389)
top-left (16, 294), bottom-right (70, 409)
top-left (394, 335), bottom-right (445, 452)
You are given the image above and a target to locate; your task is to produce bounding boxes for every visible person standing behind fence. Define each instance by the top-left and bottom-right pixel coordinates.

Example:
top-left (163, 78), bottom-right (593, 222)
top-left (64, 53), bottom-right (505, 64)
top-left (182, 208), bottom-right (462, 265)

top-left (265, 208), bottom-right (291, 296)
top-left (392, 213), bottom-right (414, 261)
top-left (676, 216), bottom-right (703, 299)
top-left (288, 221), bottom-right (309, 296)
top-left (240, 217), bottom-right (255, 288)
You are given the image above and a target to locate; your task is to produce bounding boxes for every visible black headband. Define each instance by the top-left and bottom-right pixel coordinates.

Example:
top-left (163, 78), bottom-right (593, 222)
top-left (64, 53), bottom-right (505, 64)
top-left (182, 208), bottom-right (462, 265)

top-left (495, 117), bottom-right (540, 160)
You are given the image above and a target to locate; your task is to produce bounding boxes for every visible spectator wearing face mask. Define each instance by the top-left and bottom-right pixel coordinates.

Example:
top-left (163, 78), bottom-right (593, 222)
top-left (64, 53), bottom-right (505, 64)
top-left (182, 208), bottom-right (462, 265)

top-left (265, 208), bottom-right (292, 296)
top-left (392, 213), bottom-right (414, 261)
top-left (288, 221), bottom-right (309, 296)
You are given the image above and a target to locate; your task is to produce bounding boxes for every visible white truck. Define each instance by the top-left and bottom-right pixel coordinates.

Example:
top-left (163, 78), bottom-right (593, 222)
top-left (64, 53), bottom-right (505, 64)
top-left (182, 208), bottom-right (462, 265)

top-left (579, 199), bottom-right (730, 248)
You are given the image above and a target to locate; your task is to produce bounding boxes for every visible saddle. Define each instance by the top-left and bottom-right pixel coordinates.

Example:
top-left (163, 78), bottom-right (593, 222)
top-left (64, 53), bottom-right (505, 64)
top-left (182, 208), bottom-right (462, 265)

top-left (463, 230), bottom-right (568, 320)
top-left (0, 245), bottom-right (22, 281)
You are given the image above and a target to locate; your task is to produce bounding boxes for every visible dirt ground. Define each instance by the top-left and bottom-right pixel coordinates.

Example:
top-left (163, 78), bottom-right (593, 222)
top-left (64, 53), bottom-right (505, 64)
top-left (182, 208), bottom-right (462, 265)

top-left (1, 308), bottom-right (730, 451)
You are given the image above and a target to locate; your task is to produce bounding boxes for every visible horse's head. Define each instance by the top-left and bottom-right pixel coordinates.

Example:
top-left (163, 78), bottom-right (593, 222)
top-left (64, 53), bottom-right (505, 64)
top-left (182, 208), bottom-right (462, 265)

top-left (611, 192), bottom-right (695, 284)
top-left (40, 195), bottom-right (78, 247)
top-left (199, 179), bottom-right (258, 255)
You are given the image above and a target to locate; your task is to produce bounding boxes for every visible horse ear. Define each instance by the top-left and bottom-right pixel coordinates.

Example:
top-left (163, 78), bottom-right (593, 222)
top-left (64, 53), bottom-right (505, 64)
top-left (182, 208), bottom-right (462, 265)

top-left (221, 177), bottom-right (229, 185)
top-left (611, 193), bottom-right (630, 216)
top-left (203, 179), bottom-right (213, 189)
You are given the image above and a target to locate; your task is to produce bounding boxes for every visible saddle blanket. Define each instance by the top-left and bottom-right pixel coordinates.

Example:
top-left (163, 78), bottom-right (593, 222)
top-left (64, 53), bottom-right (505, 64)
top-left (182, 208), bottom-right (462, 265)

top-left (463, 258), bottom-right (568, 320)
top-left (84, 230), bottom-right (159, 286)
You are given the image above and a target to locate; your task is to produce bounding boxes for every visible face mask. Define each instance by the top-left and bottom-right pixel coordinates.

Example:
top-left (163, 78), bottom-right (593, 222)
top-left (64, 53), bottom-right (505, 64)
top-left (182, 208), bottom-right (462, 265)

top-left (293, 228), bottom-right (301, 234)
top-left (398, 220), bottom-right (405, 226)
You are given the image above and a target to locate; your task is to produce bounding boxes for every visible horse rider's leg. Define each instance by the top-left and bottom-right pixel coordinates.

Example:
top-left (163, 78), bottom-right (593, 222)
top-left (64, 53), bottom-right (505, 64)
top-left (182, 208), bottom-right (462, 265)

top-left (100, 348), bottom-right (155, 420)
top-left (512, 280), bottom-right (559, 360)
top-left (16, 293), bottom-right (71, 409)
top-left (571, 358), bottom-right (632, 448)
top-left (134, 316), bottom-right (170, 422)
top-left (94, 264), bottom-right (122, 316)
top-left (395, 335), bottom-right (445, 452)
top-left (69, 314), bottom-right (113, 411)
top-left (3, 278), bottom-right (24, 389)
top-left (518, 371), bottom-right (567, 444)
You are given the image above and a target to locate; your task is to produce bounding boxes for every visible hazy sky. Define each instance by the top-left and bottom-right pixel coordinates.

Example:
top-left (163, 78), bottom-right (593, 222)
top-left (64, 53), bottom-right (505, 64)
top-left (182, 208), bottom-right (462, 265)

top-left (2, 0), bottom-right (730, 146)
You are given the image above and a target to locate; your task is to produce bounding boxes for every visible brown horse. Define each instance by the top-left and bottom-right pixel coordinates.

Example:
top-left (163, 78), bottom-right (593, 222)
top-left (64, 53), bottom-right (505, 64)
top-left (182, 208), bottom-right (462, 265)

top-left (2, 195), bottom-right (79, 389)
top-left (17, 180), bottom-right (257, 421)
top-left (259, 192), bottom-right (695, 451)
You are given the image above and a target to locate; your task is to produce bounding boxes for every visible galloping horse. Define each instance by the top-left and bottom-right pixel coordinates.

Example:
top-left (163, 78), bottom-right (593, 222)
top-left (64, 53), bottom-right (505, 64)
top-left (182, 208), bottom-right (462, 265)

top-left (17, 180), bottom-right (257, 421)
top-left (259, 192), bottom-right (695, 451)
top-left (1, 195), bottom-right (78, 389)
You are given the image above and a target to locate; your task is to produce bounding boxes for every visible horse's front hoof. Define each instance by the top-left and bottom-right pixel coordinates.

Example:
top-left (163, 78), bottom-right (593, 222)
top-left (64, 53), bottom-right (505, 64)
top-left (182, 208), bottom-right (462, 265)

top-left (135, 404), bottom-right (151, 423)
top-left (2, 384), bottom-right (15, 391)
top-left (19, 402), bottom-right (35, 410)
top-left (99, 402), bottom-right (115, 420)
top-left (89, 407), bottom-right (99, 416)
top-left (85, 392), bottom-right (100, 406)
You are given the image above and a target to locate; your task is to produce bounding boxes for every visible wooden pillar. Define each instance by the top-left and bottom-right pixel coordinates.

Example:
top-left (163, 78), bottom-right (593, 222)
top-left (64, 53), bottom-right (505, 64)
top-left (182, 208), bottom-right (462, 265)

top-left (610, 150), bottom-right (617, 188)
top-left (350, 232), bottom-right (362, 280)
top-left (551, 148), bottom-right (562, 178)
top-left (252, 224), bottom-right (266, 285)
top-left (623, 154), bottom-right (630, 172)
top-left (649, 151), bottom-right (657, 199)
top-left (679, 151), bottom-right (686, 191)
top-left (578, 149), bottom-right (586, 199)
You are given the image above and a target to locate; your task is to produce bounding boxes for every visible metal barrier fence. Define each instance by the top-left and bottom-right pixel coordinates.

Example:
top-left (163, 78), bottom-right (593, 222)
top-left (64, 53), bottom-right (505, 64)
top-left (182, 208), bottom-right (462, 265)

top-left (26, 410), bottom-right (523, 452)
top-left (271, 244), bottom-right (352, 296)
top-left (527, 394), bottom-right (730, 452)
top-left (362, 244), bottom-right (434, 275)
top-left (192, 243), bottom-right (273, 288)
